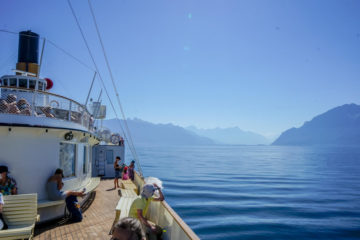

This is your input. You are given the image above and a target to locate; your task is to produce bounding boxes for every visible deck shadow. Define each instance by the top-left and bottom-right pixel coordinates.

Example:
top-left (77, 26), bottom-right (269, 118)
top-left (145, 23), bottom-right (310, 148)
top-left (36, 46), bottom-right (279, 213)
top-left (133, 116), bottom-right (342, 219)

top-left (34, 191), bottom-right (97, 236)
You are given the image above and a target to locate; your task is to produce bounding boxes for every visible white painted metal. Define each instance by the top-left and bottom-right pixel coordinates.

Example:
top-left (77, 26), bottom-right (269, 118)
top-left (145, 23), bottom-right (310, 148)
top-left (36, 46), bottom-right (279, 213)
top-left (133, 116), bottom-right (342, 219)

top-left (0, 125), bottom-right (99, 222)
top-left (92, 145), bottom-right (125, 178)
top-left (0, 85), bottom-right (93, 132)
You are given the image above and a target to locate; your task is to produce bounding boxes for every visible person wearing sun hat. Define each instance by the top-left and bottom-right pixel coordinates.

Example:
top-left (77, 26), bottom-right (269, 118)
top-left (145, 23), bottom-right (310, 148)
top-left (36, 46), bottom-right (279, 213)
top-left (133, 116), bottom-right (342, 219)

top-left (0, 166), bottom-right (17, 196)
top-left (129, 183), bottom-right (164, 240)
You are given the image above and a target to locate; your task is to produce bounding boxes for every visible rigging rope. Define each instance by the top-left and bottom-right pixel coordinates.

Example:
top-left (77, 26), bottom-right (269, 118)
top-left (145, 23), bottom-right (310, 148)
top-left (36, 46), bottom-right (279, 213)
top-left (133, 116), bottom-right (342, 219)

top-left (0, 29), bottom-right (95, 73)
top-left (87, 0), bottom-right (143, 176)
top-left (66, 0), bottom-right (143, 176)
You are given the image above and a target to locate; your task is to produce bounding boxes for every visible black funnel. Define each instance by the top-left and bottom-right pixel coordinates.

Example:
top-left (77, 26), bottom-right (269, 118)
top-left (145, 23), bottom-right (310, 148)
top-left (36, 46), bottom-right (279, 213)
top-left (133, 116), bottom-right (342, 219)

top-left (18, 30), bottom-right (39, 64)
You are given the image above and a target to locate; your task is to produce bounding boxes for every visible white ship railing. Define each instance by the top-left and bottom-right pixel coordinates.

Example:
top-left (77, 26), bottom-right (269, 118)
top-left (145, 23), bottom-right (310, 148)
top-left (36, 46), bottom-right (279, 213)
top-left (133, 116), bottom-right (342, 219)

top-left (0, 86), bottom-right (94, 131)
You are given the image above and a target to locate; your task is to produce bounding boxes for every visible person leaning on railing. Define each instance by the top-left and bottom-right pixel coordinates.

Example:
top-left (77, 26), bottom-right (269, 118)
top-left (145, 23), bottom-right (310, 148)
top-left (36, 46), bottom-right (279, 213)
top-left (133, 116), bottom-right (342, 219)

top-left (129, 184), bottom-right (164, 240)
top-left (128, 160), bottom-right (135, 181)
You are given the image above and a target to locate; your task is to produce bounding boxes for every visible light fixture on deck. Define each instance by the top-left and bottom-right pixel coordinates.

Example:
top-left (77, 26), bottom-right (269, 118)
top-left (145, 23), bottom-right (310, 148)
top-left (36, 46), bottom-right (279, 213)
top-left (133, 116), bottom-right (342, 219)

top-left (64, 131), bottom-right (73, 141)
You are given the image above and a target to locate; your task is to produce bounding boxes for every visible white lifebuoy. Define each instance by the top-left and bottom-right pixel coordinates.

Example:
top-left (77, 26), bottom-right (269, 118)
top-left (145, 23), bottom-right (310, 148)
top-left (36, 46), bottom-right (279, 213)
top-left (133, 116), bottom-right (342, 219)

top-left (49, 100), bottom-right (60, 108)
top-left (110, 134), bottom-right (121, 145)
top-left (78, 104), bottom-right (85, 112)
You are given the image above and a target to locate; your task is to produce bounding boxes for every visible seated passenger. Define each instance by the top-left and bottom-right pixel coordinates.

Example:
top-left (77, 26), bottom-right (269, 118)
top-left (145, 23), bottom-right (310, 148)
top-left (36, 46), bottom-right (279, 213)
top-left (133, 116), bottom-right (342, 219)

top-left (5, 94), bottom-right (17, 104)
top-left (7, 103), bottom-right (20, 114)
top-left (47, 169), bottom-right (85, 222)
top-left (129, 184), bottom-right (164, 240)
top-left (0, 100), bottom-right (8, 113)
top-left (17, 98), bottom-right (32, 116)
top-left (46, 169), bottom-right (85, 201)
top-left (112, 217), bottom-right (145, 240)
top-left (40, 106), bottom-right (55, 118)
top-left (0, 166), bottom-right (17, 195)
top-left (0, 193), bottom-right (8, 230)
top-left (5, 94), bottom-right (20, 114)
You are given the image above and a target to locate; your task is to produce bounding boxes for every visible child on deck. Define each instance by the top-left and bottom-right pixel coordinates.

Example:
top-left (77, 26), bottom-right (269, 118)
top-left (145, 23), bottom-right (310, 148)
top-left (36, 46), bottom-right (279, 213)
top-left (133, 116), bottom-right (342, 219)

top-left (122, 166), bottom-right (129, 180)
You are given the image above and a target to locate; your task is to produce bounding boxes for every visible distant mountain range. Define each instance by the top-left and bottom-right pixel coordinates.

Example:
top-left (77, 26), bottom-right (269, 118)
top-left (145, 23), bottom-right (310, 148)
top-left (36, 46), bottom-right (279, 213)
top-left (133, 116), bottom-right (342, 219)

top-left (102, 118), bottom-right (270, 146)
top-left (102, 118), bottom-right (214, 146)
top-left (273, 104), bottom-right (360, 146)
top-left (102, 104), bottom-right (360, 146)
top-left (186, 126), bottom-right (271, 145)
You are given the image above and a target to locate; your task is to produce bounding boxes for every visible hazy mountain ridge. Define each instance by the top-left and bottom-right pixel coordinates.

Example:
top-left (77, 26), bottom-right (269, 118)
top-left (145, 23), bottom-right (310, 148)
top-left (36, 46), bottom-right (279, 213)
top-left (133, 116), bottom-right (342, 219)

top-left (273, 104), bottom-right (360, 145)
top-left (186, 126), bottom-right (271, 145)
top-left (102, 118), bottom-right (214, 146)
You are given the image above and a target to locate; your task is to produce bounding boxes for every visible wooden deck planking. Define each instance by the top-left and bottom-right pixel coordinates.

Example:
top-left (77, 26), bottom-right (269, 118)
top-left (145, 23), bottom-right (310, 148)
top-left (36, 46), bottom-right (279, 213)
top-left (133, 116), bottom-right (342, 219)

top-left (34, 179), bottom-right (120, 240)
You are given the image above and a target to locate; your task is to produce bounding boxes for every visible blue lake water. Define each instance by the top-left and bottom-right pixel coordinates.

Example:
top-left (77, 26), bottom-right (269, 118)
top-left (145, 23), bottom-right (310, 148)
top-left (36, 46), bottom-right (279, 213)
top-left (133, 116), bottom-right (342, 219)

top-left (127, 145), bottom-right (360, 240)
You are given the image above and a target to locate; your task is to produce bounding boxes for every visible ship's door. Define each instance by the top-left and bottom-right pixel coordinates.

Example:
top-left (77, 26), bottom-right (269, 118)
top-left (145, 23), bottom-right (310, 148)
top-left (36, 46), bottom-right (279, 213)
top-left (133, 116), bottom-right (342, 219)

top-left (105, 149), bottom-right (114, 178)
top-left (97, 148), bottom-right (106, 176)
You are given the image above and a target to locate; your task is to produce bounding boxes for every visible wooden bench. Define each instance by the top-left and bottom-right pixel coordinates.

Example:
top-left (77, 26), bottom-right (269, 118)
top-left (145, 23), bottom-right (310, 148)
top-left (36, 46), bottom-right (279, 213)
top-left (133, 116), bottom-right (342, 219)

top-left (110, 195), bottom-right (138, 234)
top-left (120, 180), bottom-right (138, 194)
top-left (119, 189), bottom-right (138, 198)
top-left (0, 193), bottom-right (39, 240)
top-left (38, 177), bottom-right (101, 209)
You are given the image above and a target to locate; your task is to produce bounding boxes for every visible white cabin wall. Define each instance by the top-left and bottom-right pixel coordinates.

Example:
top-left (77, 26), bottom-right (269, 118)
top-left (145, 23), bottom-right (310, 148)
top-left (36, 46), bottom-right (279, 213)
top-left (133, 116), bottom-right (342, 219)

top-left (0, 126), bottom-right (97, 200)
top-left (0, 127), bottom-right (60, 199)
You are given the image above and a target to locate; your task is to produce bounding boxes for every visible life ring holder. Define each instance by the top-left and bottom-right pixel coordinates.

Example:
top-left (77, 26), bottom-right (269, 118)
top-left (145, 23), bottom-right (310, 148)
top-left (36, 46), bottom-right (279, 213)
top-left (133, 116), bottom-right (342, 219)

top-left (49, 100), bottom-right (60, 108)
top-left (77, 104), bottom-right (85, 112)
top-left (64, 132), bottom-right (74, 141)
top-left (110, 134), bottom-right (121, 145)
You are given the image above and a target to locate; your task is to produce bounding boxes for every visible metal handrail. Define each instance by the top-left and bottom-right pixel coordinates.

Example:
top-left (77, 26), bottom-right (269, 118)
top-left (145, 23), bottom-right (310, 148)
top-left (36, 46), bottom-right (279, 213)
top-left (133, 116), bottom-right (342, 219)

top-left (0, 86), bottom-right (93, 130)
top-left (0, 86), bottom-right (89, 114)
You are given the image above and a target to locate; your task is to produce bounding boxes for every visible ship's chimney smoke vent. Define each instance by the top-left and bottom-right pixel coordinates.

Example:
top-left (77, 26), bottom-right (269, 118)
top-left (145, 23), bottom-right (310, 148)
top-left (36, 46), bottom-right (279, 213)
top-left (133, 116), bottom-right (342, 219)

top-left (16, 30), bottom-right (40, 76)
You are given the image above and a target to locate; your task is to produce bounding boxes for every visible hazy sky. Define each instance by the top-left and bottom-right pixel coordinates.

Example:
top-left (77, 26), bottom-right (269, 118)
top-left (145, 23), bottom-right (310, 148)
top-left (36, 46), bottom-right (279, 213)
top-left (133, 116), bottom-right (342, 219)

top-left (1, 0), bottom-right (360, 137)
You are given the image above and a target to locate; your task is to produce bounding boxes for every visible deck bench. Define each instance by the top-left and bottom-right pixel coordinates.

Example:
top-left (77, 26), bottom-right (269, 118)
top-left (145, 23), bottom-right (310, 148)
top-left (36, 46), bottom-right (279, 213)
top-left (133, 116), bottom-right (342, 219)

top-left (0, 193), bottom-right (39, 240)
top-left (110, 195), bottom-right (138, 234)
top-left (119, 189), bottom-right (138, 198)
top-left (120, 180), bottom-right (138, 194)
top-left (38, 177), bottom-right (101, 209)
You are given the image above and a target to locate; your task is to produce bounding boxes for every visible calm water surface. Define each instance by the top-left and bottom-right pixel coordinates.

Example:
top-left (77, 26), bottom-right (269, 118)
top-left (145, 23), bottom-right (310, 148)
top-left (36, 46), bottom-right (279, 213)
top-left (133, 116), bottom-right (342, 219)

top-left (128, 145), bottom-right (360, 240)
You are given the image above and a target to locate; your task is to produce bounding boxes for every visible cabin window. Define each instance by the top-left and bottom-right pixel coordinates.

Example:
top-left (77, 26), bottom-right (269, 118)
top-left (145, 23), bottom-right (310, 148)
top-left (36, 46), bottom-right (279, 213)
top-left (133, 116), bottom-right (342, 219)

top-left (29, 80), bottom-right (36, 89)
top-left (38, 82), bottom-right (44, 91)
top-left (3, 79), bottom-right (8, 86)
top-left (59, 142), bottom-right (76, 178)
top-left (83, 145), bottom-right (88, 174)
top-left (9, 78), bottom-right (17, 87)
top-left (106, 150), bottom-right (113, 164)
top-left (19, 79), bottom-right (27, 88)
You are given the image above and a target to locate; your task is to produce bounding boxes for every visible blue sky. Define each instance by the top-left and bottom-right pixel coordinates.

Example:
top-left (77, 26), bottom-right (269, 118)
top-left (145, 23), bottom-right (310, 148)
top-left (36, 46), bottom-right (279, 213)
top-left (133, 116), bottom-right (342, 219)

top-left (1, 0), bottom-right (360, 137)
